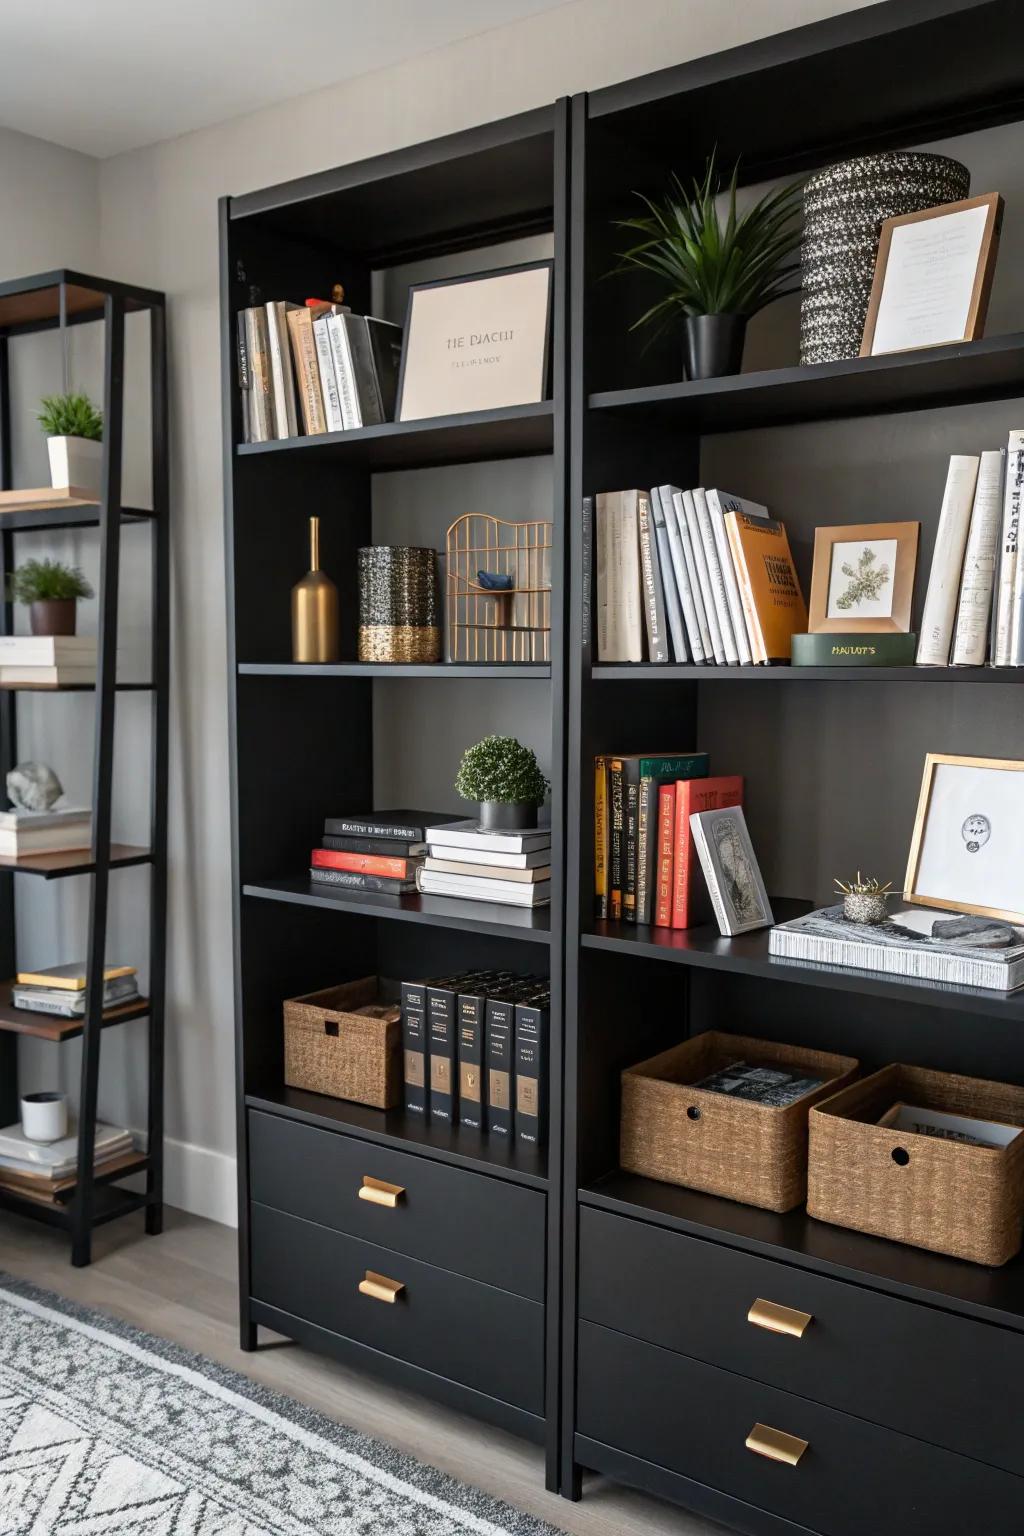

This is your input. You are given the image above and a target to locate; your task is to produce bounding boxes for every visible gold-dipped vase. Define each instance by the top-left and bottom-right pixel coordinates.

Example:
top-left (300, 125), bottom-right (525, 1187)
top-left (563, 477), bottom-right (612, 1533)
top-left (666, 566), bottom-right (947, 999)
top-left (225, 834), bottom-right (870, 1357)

top-left (292, 515), bottom-right (340, 663)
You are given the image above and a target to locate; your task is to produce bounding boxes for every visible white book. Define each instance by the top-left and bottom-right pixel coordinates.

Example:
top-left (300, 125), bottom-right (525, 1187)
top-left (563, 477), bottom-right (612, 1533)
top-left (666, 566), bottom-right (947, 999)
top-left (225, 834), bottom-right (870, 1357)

top-left (422, 843), bottom-right (550, 869)
top-left (638, 490), bottom-right (671, 662)
top-left (425, 819), bottom-right (550, 854)
top-left (951, 449), bottom-right (1006, 666)
top-left (0, 636), bottom-right (95, 664)
top-left (658, 486), bottom-right (698, 660)
top-left (0, 806), bottom-right (91, 831)
top-left (0, 1121), bottom-right (134, 1179)
top-left (683, 490), bottom-right (725, 663)
top-left (595, 493), bottom-right (611, 661)
top-left (312, 314), bottom-right (345, 433)
top-left (618, 490), bottom-right (644, 663)
top-left (424, 857), bottom-right (551, 882)
top-left (705, 490), bottom-right (769, 666)
top-left (1006, 433), bottom-right (1024, 664)
top-left (993, 431), bottom-right (1024, 665)
top-left (327, 313), bottom-right (362, 430)
top-left (916, 454), bottom-right (980, 665)
top-left (265, 301), bottom-right (299, 439)
top-left (672, 490), bottom-right (714, 661)
top-left (649, 488), bottom-right (687, 662)
top-left (417, 869), bottom-right (551, 906)
top-left (694, 488), bottom-right (739, 664)
top-left (0, 665), bottom-right (99, 685)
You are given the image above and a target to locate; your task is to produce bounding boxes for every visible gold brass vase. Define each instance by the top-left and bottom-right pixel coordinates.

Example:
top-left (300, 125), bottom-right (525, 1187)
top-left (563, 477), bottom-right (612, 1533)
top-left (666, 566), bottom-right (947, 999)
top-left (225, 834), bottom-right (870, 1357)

top-left (292, 516), bottom-right (340, 663)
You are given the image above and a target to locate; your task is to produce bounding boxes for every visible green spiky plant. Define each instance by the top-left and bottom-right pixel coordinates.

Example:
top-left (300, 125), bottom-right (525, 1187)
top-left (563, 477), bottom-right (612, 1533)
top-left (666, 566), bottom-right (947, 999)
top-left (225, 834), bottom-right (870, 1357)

top-left (37, 391), bottom-right (103, 441)
top-left (8, 559), bottom-right (94, 604)
top-left (455, 735), bottom-right (549, 807)
top-left (614, 154), bottom-right (804, 336)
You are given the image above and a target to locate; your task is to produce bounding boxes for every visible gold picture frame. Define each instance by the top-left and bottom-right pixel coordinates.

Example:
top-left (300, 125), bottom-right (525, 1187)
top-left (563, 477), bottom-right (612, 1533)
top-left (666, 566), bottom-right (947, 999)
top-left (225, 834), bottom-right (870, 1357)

top-left (905, 753), bottom-right (1024, 923)
top-left (861, 193), bottom-right (1003, 358)
top-left (808, 522), bottom-right (919, 634)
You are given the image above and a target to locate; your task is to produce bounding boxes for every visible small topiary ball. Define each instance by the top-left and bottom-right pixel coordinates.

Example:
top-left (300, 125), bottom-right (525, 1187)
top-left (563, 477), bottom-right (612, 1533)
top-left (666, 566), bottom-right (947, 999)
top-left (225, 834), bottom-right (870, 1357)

top-left (455, 735), bottom-right (548, 806)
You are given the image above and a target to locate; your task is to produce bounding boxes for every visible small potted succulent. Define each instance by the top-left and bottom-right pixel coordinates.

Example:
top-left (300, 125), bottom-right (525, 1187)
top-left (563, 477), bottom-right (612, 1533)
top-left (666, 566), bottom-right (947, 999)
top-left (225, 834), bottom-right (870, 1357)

top-left (455, 734), bottom-right (549, 831)
top-left (37, 391), bottom-right (104, 493)
top-left (8, 559), bottom-right (94, 636)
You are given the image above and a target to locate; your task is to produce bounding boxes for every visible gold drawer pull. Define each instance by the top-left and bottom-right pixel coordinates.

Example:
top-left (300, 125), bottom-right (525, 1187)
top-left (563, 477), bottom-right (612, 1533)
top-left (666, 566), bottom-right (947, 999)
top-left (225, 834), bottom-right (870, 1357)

top-left (746, 1423), bottom-right (808, 1467)
top-left (748, 1298), bottom-right (812, 1339)
top-left (358, 1270), bottom-right (405, 1304)
top-left (359, 1176), bottom-right (405, 1208)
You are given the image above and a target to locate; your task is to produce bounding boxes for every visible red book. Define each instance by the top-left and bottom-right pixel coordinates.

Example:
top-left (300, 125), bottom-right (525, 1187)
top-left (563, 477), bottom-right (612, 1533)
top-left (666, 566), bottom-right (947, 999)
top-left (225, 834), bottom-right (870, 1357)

top-left (654, 785), bottom-right (676, 927)
top-left (671, 775), bottom-right (744, 929)
top-left (311, 848), bottom-right (413, 879)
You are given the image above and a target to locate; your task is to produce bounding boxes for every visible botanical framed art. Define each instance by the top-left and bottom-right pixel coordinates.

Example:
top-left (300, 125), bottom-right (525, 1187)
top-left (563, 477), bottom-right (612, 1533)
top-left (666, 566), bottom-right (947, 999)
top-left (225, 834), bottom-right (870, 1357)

top-left (905, 753), bottom-right (1024, 923)
top-left (690, 805), bottom-right (773, 936)
top-left (396, 260), bottom-right (553, 422)
top-left (861, 193), bottom-right (1003, 357)
top-left (808, 521), bottom-right (919, 633)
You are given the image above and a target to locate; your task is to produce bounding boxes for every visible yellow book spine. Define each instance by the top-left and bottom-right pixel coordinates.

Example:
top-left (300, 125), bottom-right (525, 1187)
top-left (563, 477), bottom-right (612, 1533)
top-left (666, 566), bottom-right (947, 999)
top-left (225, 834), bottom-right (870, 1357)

top-left (594, 756), bottom-right (608, 918)
top-left (15, 964), bottom-right (136, 991)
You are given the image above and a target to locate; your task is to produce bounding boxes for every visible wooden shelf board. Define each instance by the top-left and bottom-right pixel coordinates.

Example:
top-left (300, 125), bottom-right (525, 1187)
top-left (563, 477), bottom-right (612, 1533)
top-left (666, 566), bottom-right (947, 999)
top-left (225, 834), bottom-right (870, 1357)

top-left (0, 845), bottom-right (152, 879)
top-left (592, 664), bottom-right (1024, 684)
top-left (239, 662), bottom-right (551, 680)
top-left (243, 877), bottom-right (551, 944)
top-left (589, 333), bottom-right (1024, 434)
top-left (236, 401), bottom-right (554, 471)
top-left (0, 492), bottom-right (154, 534)
top-left (581, 1171), bottom-right (1024, 1335)
top-left (0, 982), bottom-right (150, 1040)
top-left (583, 899), bottom-right (1024, 1021)
top-left (0, 681), bottom-right (154, 693)
top-left (246, 1086), bottom-right (547, 1190)
top-left (0, 1151), bottom-right (150, 1208)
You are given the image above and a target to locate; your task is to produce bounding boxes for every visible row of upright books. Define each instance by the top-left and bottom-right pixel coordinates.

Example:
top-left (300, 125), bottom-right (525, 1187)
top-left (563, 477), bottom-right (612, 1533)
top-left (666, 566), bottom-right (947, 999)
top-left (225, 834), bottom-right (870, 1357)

top-left (401, 970), bottom-right (550, 1149)
top-left (589, 487), bottom-right (805, 665)
top-left (237, 293), bottom-right (403, 444)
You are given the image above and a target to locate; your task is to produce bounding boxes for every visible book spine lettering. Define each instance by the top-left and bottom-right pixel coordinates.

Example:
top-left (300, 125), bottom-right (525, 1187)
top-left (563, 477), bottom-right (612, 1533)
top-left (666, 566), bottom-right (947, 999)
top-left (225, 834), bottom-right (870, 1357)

top-left (457, 992), bottom-right (486, 1132)
top-left (326, 818), bottom-right (429, 840)
top-left (595, 493), bottom-right (611, 661)
top-left (329, 314), bottom-right (362, 430)
top-left (694, 489), bottom-right (738, 663)
top-left (582, 495), bottom-right (594, 665)
top-left (650, 487), bottom-right (686, 662)
top-left (609, 759), bottom-right (624, 920)
top-left (320, 834), bottom-right (423, 855)
top-left (654, 784), bottom-right (675, 928)
top-left (594, 756), bottom-right (608, 919)
top-left (623, 776), bottom-right (639, 923)
top-left (681, 490), bottom-right (721, 662)
top-left (514, 1001), bottom-right (549, 1148)
top-left (485, 998), bottom-right (515, 1136)
top-left (637, 490), bottom-right (669, 661)
top-left (236, 310), bottom-right (251, 444)
top-left (636, 776), bottom-right (658, 925)
top-left (265, 303), bottom-right (295, 439)
top-left (311, 849), bottom-right (412, 878)
top-left (1005, 435), bottom-right (1024, 664)
top-left (286, 307), bottom-right (327, 435)
top-left (952, 448), bottom-right (1005, 665)
top-left (308, 868), bottom-right (414, 893)
top-left (427, 983), bottom-right (458, 1124)
top-left (706, 490), bottom-right (755, 665)
top-left (313, 315), bottom-right (345, 432)
top-left (245, 308), bottom-right (274, 442)
top-left (917, 455), bottom-right (981, 665)
top-left (619, 491), bottom-right (644, 662)
top-left (400, 981), bottom-right (427, 1113)
top-left (725, 512), bottom-right (767, 664)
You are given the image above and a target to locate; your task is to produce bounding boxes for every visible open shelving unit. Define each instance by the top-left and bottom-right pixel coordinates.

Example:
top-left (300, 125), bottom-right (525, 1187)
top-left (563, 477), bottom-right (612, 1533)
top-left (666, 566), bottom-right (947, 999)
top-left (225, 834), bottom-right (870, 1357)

top-left (0, 269), bottom-right (168, 1265)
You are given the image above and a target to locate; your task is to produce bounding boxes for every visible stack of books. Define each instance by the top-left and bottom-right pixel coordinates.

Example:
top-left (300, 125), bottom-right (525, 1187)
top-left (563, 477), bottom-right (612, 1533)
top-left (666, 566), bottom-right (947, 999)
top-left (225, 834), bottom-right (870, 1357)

top-left (11, 962), bottom-right (140, 1018)
top-left (0, 1121), bottom-right (138, 1205)
top-left (590, 487), bottom-right (807, 666)
top-left (418, 821), bottom-right (552, 908)
top-left (237, 294), bottom-right (403, 444)
top-left (0, 635), bottom-right (97, 686)
top-left (310, 810), bottom-right (462, 897)
top-left (0, 806), bottom-right (92, 860)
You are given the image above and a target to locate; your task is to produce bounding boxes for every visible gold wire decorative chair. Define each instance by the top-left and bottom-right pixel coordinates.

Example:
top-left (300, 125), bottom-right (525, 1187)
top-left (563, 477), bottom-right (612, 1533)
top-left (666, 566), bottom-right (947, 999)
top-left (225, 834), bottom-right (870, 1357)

top-left (446, 513), bottom-right (553, 663)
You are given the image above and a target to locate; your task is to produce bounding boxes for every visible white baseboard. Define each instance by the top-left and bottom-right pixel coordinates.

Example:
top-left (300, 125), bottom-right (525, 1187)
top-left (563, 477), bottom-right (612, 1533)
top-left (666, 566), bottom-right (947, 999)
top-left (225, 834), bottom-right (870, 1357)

top-left (163, 1136), bottom-right (238, 1228)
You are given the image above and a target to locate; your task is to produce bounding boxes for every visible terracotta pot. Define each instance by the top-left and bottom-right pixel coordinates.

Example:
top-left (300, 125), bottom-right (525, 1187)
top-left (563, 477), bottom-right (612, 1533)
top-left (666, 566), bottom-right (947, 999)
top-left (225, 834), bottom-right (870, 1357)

top-left (30, 599), bottom-right (77, 636)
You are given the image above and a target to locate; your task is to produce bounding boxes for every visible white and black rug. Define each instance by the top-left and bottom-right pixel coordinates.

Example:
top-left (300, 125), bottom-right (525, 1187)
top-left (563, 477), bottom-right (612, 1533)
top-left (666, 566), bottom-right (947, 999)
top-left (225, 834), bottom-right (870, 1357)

top-left (0, 1274), bottom-right (563, 1535)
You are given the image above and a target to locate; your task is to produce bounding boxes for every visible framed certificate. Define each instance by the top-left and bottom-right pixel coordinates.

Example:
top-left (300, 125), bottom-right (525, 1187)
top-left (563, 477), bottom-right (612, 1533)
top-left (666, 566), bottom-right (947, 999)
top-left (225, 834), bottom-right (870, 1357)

top-left (861, 193), bottom-right (1002, 357)
top-left (905, 753), bottom-right (1024, 923)
top-left (397, 261), bottom-right (552, 422)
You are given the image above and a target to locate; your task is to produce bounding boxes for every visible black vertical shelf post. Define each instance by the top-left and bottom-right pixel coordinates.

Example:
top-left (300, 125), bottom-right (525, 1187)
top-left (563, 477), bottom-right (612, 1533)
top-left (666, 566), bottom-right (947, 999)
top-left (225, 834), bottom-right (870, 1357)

top-left (0, 333), bottom-right (17, 1129)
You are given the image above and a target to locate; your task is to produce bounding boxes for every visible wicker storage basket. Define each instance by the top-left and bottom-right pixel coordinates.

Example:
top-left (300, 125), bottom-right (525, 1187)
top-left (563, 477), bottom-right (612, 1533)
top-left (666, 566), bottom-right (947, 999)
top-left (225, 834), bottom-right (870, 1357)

top-left (808, 1064), bottom-right (1024, 1266)
top-left (283, 977), bottom-right (401, 1109)
top-left (620, 1032), bottom-right (858, 1212)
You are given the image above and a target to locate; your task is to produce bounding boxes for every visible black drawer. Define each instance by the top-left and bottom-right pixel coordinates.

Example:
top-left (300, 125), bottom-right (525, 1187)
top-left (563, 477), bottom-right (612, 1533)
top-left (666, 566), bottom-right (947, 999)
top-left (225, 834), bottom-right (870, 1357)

top-left (578, 1321), bottom-right (1023, 1536)
top-left (251, 1203), bottom-right (544, 1414)
top-left (579, 1206), bottom-right (1024, 1477)
top-left (248, 1110), bottom-right (545, 1300)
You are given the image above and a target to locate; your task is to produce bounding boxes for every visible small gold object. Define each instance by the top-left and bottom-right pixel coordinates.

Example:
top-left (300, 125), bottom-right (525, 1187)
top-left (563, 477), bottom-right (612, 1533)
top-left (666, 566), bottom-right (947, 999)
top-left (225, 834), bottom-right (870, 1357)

top-left (358, 1270), bottom-right (405, 1304)
top-left (359, 1176), bottom-right (405, 1208)
top-left (446, 513), bottom-right (552, 663)
top-left (745, 1423), bottom-right (808, 1467)
top-left (833, 872), bottom-right (892, 897)
top-left (747, 1298), bottom-right (813, 1338)
top-left (291, 515), bottom-right (340, 663)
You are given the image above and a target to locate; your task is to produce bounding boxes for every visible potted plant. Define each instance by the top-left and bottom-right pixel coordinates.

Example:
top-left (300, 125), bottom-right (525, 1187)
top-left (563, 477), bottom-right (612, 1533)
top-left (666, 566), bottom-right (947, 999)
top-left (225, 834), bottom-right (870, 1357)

top-left (615, 154), bottom-right (804, 380)
top-left (8, 559), bottom-right (94, 636)
top-left (37, 392), bottom-right (104, 493)
top-left (455, 734), bottom-right (549, 831)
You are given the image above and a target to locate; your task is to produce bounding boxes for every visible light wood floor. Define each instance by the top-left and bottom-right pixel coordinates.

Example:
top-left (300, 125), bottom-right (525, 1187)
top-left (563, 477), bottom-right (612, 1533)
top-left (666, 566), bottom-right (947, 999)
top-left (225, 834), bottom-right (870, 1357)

top-left (0, 1205), bottom-right (722, 1536)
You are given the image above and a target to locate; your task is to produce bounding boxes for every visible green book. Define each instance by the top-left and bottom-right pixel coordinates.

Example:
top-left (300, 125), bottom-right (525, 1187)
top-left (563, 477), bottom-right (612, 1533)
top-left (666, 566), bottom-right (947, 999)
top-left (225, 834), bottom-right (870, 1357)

top-left (619, 753), bottom-right (708, 922)
top-left (791, 633), bottom-right (918, 667)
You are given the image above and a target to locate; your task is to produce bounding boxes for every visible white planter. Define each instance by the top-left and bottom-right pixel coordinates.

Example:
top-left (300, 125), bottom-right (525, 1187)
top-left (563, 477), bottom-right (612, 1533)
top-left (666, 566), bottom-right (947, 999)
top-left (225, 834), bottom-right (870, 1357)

top-left (47, 435), bottom-right (103, 494)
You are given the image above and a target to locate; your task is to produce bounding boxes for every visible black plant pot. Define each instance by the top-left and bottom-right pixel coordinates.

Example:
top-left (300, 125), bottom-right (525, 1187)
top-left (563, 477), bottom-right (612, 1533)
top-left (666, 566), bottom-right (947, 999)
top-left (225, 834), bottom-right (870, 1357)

top-left (683, 313), bottom-right (747, 380)
top-left (478, 800), bottom-right (537, 831)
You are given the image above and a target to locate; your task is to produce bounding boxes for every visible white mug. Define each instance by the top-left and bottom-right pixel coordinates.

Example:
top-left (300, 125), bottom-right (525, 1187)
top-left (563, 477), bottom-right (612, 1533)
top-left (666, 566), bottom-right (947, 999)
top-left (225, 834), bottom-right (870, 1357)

top-left (20, 1092), bottom-right (68, 1143)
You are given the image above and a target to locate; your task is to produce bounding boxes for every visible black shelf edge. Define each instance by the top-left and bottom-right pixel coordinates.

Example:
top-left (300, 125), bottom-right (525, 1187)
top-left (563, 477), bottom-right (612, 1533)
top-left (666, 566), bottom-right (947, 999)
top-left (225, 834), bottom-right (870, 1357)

top-left (239, 662), bottom-right (551, 680)
top-left (0, 681), bottom-right (155, 693)
top-left (580, 1171), bottom-right (1024, 1335)
top-left (242, 878), bottom-right (552, 944)
top-left (592, 664), bottom-right (1024, 684)
top-left (0, 846), bottom-right (154, 880)
top-left (236, 401), bottom-right (554, 471)
top-left (588, 333), bottom-right (1024, 434)
top-left (583, 899), bottom-right (1024, 1021)
top-left (246, 1087), bottom-right (548, 1190)
top-left (0, 506), bottom-right (154, 534)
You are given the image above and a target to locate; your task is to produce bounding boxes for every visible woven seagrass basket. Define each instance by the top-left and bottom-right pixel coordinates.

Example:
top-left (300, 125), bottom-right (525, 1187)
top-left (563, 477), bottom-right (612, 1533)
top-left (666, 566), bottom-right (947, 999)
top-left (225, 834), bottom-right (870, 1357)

top-left (283, 976), bottom-right (401, 1109)
top-left (620, 1031), bottom-right (858, 1212)
top-left (808, 1064), bottom-right (1024, 1266)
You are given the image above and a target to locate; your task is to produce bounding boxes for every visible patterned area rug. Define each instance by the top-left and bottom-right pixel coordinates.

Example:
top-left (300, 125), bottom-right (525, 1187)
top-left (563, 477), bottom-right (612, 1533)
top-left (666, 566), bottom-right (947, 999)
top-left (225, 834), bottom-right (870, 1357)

top-left (0, 1274), bottom-right (563, 1535)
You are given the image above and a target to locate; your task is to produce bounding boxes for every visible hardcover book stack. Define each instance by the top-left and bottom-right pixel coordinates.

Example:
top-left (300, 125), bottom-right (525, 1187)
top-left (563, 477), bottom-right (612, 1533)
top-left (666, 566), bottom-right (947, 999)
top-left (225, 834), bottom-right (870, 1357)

top-left (400, 969), bottom-right (550, 1149)
top-left (0, 635), bottom-right (98, 687)
top-left (0, 805), bottom-right (92, 861)
top-left (11, 962), bottom-right (140, 1018)
top-left (418, 821), bottom-right (552, 908)
top-left (0, 1121), bottom-right (138, 1205)
top-left (237, 294), bottom-right (403, 444)
top-left (310, 810), bottom-right (462, 897)
top-left (590, 486), bottom-right (807, 666)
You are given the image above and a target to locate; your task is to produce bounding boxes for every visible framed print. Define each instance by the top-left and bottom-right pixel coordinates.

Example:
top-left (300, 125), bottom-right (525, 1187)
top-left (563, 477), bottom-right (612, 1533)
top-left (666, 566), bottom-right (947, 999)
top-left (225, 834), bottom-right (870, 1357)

top-left (905, 753), bottom-right (1024, 923)
top-left (397, 261), bottom-right (552, 422)
top-left (690, 805), bottom-right (774, 936)
top-left (808, 521), bottom-right (919, 633)
top-left (861, 193), bottom-right (1002, 357)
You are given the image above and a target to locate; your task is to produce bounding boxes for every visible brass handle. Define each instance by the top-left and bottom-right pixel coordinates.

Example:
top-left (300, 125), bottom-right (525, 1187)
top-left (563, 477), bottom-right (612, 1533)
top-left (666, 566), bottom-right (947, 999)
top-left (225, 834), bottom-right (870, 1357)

top-left (358, 1270), bottom-right (405, 1304)
top-left (748, 1298), bottom-right (812, 1339)
top-left (746, 1423), bottom-right (808, 1467)
top-left (358, 1176), bottom-right (405, 1208)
